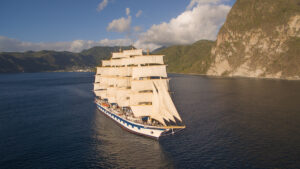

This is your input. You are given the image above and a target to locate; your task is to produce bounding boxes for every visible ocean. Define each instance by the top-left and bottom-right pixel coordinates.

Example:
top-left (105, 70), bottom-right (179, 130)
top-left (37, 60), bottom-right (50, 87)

top-left (0, 72), bottom-right (299, 168)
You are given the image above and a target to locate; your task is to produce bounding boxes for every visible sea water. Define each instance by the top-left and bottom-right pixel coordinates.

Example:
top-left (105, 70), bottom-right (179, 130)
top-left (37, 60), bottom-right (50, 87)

top-left (0, 72), bottom-right (299, 168)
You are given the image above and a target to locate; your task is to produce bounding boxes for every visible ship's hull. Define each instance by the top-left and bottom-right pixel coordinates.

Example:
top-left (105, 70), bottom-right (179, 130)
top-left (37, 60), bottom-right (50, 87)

top-left (95, 103), bottom-right (168, 139)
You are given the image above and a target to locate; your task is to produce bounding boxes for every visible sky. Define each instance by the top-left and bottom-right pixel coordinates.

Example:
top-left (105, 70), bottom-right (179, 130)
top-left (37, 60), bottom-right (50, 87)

top-left (0, 0), bottom-right (236, 52)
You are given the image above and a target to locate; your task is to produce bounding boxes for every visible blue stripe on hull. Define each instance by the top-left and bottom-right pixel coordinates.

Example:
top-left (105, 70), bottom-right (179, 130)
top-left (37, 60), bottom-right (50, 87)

top-left (95, 103), bottom-right (166, 139)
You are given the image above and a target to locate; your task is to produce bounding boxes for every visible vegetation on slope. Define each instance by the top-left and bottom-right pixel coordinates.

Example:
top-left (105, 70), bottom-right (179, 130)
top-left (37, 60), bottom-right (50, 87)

top-left (0, 46), bottom-right (133, 73)
top-left (154, 40), bottom-right (214, 74)
top-left (220, 0), bottom-right (300, 34)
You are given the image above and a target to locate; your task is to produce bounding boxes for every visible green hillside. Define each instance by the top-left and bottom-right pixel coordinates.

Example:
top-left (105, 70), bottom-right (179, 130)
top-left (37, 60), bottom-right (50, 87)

top-left (0, 46), bottom-right (133, 73)
top-left (154, 40), bottom-right (214, 74)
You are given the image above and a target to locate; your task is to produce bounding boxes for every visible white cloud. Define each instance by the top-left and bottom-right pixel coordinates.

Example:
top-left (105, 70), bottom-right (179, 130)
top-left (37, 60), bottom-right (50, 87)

top-left (1, 0), bottom-right (232, 52)
top-left (98, 38), bottom-right (132, 46)
top-left (97, 0), bottom-right (108, 12)
top-left (133, 40), bottom-right (161, 52)
top-left (134, 1), bottom-right (231, 50)
top-left (107, 16), bottom-right (132, 33)
top-left (136, 10), bottom-right (142, 17)
top-left (126, 8), bottom-right (130, 16)
top-left (106, 7), bottom-right (132, 33)
top-left (107, 8), bottom-right (133, 33)
top-left (186, 0), bottom-right (225, 9)
top-left (0, 36), bottom-right (132, 53)
top-left (133, 26), bottom-right (142, 32)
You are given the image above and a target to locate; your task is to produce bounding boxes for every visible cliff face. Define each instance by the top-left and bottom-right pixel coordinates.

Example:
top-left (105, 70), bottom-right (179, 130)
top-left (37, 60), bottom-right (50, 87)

top-left (208, 0), bottom-right (300, 79)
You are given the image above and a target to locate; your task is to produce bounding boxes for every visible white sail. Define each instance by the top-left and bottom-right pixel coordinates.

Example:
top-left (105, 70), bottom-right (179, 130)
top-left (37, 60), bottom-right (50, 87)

top-left (131, 80), bottom-right (153, 91)
top-left (94, 90), bottom-right (107, 98)
top-left (132, 65), bottom-right (167, 79)
top-left (95, 75), bottom-right (101, 83)
top-left (131, 79), bottom-right (169, 92)
top-left (151, 80), bottom-right (182, 125)
top-left (96, 67), bottom-right (101, 75)
top-left (111, 49), bottom-right (142, 59)
top-left (94, 83), bottom-right (107, 90)
top-left (130, 55), bottom-right (164, 65)
top-left (106, 87), bottom-right (117, 103)
top-left (159, 81), bottom-right (182, 121)
top-left (151, 83), bottom-right (167, 125)
top-left (95, 76), bottom-right (115, 87)
top-left (102, 60), bottom-right (111, 67)
top-left (112, 52), bottom-right (126, 59)
top-left (110, 59), bottom-right (123, 66)
top-left (115, 77), bottom-right (131, 88)
top-left (123, 49), bottom-right (143, 57)
top-left (97, 67), bottom-right (112, 76)
top-left (107, 87), bottom-right (117, 96)
top-left (131, 105), bottom-right (152, 117)
top-left (100, 67), bottom-right (132, 77)
top-left (109, 55), bottom-right (164, 66)
top-left (94, 90), bottom-right (102, 97)
top-left (116, 67), bottom-right (133, 77)
top-left (116, 89), bottom-right (131, 107)
top-left (107, 96), bottom-right (116, 103)
top-left (150, 81), bottom-right (175, 125)
top-left (107, 77), bottom-right (117, 86)
top-left (129, 92), bottom-right (152, 105)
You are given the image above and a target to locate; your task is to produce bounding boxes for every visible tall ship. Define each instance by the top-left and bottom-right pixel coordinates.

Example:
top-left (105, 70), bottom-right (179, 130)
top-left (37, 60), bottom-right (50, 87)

top-left (93, 49), bottom-right (185, 139)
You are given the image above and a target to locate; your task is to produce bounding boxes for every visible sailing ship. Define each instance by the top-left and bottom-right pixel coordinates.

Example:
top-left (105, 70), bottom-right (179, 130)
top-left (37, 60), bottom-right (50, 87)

top-left (93, 48), bottom-right (185, 139)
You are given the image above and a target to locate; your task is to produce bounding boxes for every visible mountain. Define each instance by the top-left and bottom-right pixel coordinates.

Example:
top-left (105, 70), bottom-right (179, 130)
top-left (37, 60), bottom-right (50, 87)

top-left (2, 0), bottom-right (299, 78)
top-left (207, 0), bottom-right (300, 79)
top-left (154, 40), bottom-right (215, 74)
top-left (0, 46), bottom-right (133, 73)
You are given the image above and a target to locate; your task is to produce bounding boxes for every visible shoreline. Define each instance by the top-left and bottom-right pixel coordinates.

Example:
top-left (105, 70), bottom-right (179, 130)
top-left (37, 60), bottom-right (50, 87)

top-left (168, 72), bottom-right (300, 81)
top-left (1, 71), bottom-right (299, 81)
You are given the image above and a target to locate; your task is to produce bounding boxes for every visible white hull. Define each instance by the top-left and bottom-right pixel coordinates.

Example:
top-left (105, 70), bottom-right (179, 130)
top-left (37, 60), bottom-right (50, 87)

top-left (96, 103), bottom-right (168, 139)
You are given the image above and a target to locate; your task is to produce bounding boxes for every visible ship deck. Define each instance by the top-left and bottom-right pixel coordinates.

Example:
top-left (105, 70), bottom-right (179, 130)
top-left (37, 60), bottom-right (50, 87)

top-left (95, 98), bottom-right (165, 129)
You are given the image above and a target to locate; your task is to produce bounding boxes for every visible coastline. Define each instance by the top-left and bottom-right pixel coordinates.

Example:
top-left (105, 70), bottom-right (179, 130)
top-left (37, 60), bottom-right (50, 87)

top-left (1, 70), bottom-right (299, 81)
top-left (168, 72), bottom-right (300, 81)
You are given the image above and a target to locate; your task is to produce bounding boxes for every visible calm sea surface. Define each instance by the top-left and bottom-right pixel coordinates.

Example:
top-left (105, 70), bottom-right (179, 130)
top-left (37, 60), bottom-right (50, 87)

top-left (0, 72), bottom-right (300, 169)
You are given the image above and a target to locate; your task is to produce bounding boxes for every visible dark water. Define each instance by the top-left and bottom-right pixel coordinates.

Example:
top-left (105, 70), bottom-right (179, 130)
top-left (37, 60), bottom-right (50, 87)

top-left (0, 72), bottom-right (300, 169)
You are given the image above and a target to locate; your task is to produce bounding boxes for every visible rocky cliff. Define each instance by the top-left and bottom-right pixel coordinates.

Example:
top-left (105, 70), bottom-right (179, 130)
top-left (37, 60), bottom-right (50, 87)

top-left (208, 0), bottom-right (300, 79)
